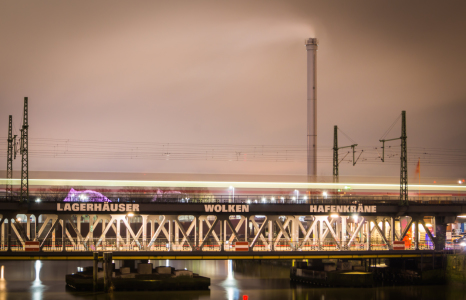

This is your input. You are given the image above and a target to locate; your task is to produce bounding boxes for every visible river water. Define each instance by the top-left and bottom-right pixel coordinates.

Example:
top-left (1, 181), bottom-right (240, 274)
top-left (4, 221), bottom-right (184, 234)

top-left (0, 260), bottom-right (465, 300)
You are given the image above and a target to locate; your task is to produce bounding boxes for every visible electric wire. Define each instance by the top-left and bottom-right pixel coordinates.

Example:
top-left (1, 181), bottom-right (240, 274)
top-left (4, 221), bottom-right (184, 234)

top-left (0, 137), bottom-right (465, 168)
top-left (380, 114), bottom-right (402, 140)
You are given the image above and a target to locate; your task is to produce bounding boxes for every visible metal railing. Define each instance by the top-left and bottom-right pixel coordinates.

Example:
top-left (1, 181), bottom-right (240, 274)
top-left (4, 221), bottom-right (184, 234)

top-left (1, 193), bottom-right (465, 205)
top-left (0, 237), bottom-right (436, 252)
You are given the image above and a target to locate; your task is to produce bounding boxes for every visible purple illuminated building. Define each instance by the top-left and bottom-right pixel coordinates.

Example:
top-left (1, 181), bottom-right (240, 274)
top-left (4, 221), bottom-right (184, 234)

top-left (63, 188), bottom-right (111, 202)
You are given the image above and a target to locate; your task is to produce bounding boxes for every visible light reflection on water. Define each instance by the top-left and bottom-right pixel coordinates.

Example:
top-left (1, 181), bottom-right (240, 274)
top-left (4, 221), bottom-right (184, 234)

top-left (220, 260), bottom-right (239, 300)
top-left (31, 260), bottom-right (45, 300)
top-left (0, 265), bottom-right (5, 300)
top-left (0, 260), bottom-right (464, 300)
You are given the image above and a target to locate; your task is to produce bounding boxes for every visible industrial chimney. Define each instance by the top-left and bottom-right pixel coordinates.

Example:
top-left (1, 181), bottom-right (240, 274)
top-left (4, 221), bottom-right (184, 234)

top-left (305, 38), bottom-right (318, 182)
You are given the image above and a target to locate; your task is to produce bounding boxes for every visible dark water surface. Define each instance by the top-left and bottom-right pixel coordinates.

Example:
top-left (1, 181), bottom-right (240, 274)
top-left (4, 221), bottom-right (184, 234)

top-left (0, 260), bottom-right (465, 300)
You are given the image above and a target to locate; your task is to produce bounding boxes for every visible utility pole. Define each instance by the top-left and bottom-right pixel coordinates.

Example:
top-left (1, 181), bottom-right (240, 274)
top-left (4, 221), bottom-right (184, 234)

top-left (400, 111), bottom-right (408, 204)
top-left (333, 126), bottom-right (361, 184)
top-left (333, 126), bottom-right (338, 184)
top-left (6, 115), bottom-right (13, 200)
top-left (379, 111), bottom-right (408, 205)
top-left (20, 97), bottom-right (29, 203)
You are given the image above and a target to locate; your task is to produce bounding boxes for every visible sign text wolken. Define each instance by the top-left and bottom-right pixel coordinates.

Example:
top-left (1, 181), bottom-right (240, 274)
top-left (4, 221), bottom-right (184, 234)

top-left (57, 203), bottom-right (139, 212)
top-left (205, 204), bottom-right (249, 213)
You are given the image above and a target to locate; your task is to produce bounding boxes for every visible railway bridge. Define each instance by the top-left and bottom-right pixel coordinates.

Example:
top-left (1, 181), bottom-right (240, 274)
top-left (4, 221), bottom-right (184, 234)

top-left (0, 195), bottom-right (463, 260)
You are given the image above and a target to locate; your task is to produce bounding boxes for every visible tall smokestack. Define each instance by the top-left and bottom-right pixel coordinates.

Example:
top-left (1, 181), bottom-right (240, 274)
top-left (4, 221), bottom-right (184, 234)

top-left (305, 38), bottom-right (318, 182)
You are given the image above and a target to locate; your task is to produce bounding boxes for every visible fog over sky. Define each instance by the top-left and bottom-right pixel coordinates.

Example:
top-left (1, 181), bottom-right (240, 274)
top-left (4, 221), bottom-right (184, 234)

top-left (0, 0), bottom-right (465, 181)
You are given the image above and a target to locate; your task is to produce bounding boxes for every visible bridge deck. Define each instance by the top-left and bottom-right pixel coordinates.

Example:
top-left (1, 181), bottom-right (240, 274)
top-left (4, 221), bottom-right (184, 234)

top-left (0, 250), bottom-right (442, 260)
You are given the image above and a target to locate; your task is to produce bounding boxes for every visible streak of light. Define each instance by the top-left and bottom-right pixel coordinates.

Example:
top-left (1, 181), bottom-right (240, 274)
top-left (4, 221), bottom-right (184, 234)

top-left (1, 178), bottom-right (466, 191)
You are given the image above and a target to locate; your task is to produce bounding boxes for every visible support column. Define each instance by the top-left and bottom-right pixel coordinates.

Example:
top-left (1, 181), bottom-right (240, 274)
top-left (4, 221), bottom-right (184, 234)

top-left (244, 217), bottom-right (248, 242)
top-left (142, 215), bottom-right (148, 250)
top-left (116, 220), bottom-right (121, 251)
top-left (61, 219), bottom-right (66, 252)
top-left (382, 218), bottom-right (386, 241)
top-left (414, 219), bottom-right (419, 250)
top-left (2, 221), bottom-right (5, 250)
top-left (268, 220), bottom-right (273, 251)
top-left (335, 217), bottom-right (341, 242)
top-left (77, 215), bottom-right (81, 244)
top-left (168, 219), bottom-right (173, 251)
top-left (7, 219), bottom-right (11, 252)
top-left (292, 216), bottom-right (299, 250)
top-left (434, 216), bottom-right (447, 250)
top-left (195, 216), bottom-right (199, 248)
top-left (250, 218), bottom-right (254, 237)
top-left (93, 252), bottom-right (99, 292)
top-left (33, 215), bottom-right (39, 241)
top-left (318, 220), bottom-right (324, 249)
top-left (103, 252), bottom-right (113, 293)
top-left (390, 217), bottom-right (395, 247)
top-left (52, 222), bottom-right (56, 250)
top-left (199, 218), bottom-right (204, 247)
top-left (89, 216), bottom-right (94, 250)
top-left (366, 221), bottom-right (371, 251)
top-left (341, 216), bottom-right (347, 250)
top-left (219, 219), bottom-right (223, 251)
top-left (102, 218), bottom-right (106, 250)
top-left (125, 216), bottom-right (130, 247)
top-left (224, 220), bottom-right (227, 249)
top-left (26, 214), bottom-right (31, 240)
top-left (175, 219), bottom-right (179, 250)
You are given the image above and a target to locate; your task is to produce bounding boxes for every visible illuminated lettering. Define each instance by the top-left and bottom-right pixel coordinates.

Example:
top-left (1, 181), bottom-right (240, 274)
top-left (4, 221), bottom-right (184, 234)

top-left (205, 205), bottom-right (215, 212)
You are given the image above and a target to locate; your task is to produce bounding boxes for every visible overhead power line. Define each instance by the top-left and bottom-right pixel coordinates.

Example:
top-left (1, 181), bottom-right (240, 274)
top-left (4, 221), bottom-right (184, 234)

top-left (0, 137), bottom-right (465, 166)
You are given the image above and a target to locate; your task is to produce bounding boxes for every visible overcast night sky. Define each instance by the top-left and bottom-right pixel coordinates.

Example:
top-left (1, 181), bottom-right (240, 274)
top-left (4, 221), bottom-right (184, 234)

top-left (0, 0), bottom-right (465, 181)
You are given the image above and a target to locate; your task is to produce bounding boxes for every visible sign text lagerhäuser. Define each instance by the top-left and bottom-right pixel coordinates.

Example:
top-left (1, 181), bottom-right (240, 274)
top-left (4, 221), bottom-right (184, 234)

top-left (57, 203), bottom-right (139, 212)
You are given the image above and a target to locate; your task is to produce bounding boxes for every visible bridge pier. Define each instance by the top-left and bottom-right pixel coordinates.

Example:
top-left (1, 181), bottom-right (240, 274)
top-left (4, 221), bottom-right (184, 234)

top-left (103, 252), bottom-right (113, 292)
top-left (93, 252), bottom-right (98, 292)
top-left (433, 216), bottom-right (452, 251)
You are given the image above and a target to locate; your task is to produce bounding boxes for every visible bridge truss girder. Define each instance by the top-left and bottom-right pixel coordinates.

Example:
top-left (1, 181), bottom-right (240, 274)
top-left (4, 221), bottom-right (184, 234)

top-left (0, 213), bottom-right (437, 253)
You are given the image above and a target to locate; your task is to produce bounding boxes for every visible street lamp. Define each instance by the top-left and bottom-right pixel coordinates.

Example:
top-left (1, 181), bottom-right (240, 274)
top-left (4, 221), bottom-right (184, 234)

top-left (229, 186), bottom-right (235, 202)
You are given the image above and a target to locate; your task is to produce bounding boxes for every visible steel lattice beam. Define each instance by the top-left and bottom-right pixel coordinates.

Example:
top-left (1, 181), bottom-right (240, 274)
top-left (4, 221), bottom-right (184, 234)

top-left (400, 110), bottom-right (408, 204)
top-left (333, 125), bottom-right (338, 184)
top-left (6, 115), bottom-right (13, 200)
top-left (20, 97), bottom-right (29, 203)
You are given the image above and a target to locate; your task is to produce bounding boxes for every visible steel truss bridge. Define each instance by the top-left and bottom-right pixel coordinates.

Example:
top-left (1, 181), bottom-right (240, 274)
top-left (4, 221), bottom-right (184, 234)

top-left (0, 195), bottom-right (463, 260)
